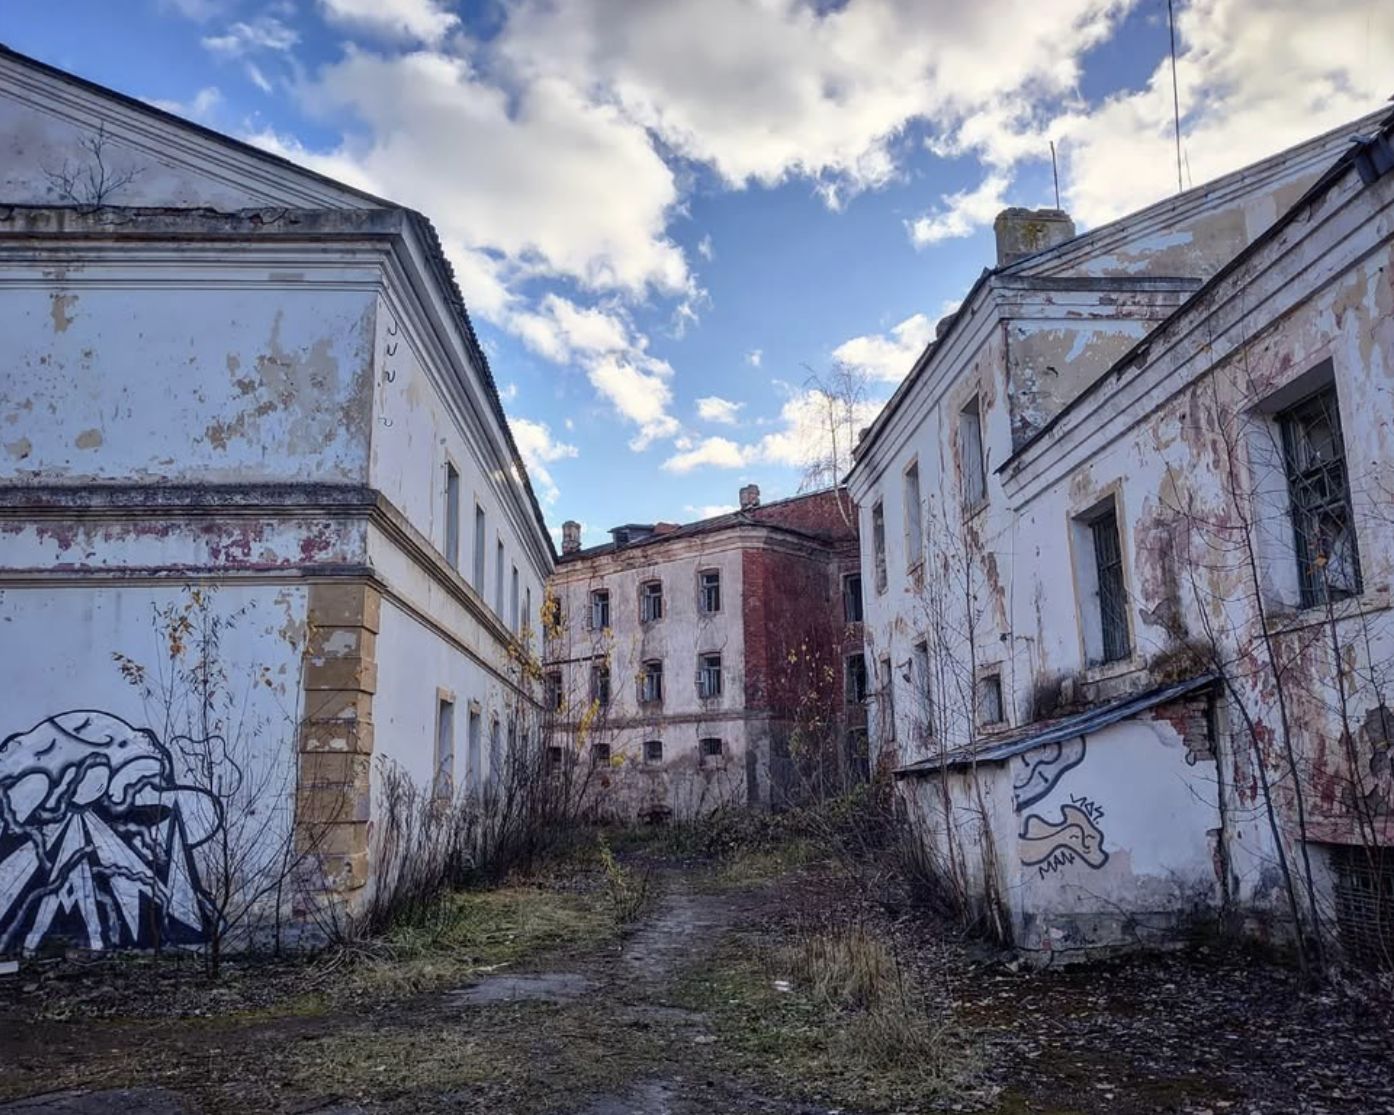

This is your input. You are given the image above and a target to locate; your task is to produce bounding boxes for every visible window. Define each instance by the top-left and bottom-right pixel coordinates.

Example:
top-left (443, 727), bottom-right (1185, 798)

top-left (697, 653), bottom-right (723, 699)
top-left (842, 573), bottom-right (863, 622)
top-left (591, 742), bottom-right (611, 766)
top-left (699, 737), bottom-right (724, 765)
top-left (640, 580), bottom-right (664, 623)
top-left (845, 653), bottom-right (868, 705)
top-left (978, 672), bottom-right (1005, 727)
top-left (878, 656), bottom-right (895, 742)
top-left (699, 569), bottom-right (722, 614)
top-left (525, 587), bottom-right (532, 634)
top-left (960, 396), bottom-right (986, 508)
top-left (489, 718), bottom-right (503, 789)
top-left (547, 745), bottom-right (565, 773)
top-left (590, 588), bottom-right (611, 630)
top-left (591, 662), bottom-right (611, 707)
top-left (1071, 497), bottom-right (1131, 666)
top-left (640, 660), bottom-right (664, 704)
top-left (473, 503), bottom-right (486, 590)
top-left (510, 565), bottom-right (520, 632)
top-left (444, 463), bottom-right (461, 569)
top-left (466, 707), bottom-right (481, 790)
top-left (1279, 386), bottom-right (1361, 607)
top-left (495, 539), bottom-right (505, 614)
top-left (545, 670), bottom-right (563, 712)
top-left (543, 595), bottom-right (562, 632)
top-left (871, 501), bottom-right (887, 593)
top-left (904, 460), bottom-right (923, 569)
top-left (912, 640), bottom-right (934, 738)
top-left (643, 739), bottom-right (664, 764)
top-left (434, 696), bottom-right (455, 799)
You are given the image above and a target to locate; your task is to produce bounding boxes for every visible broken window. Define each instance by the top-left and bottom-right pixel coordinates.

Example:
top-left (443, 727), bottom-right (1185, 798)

top-left (434, 696), bottom-right (455, 799)
top-left (1280, 386), bottom-right (1362, 607)
top-left (699, 737), bottom-right (724, 764)
top-left (1330, 844), bottom-right (1394, 969)
top-left (878, 656), bottom-right (895, 742)
top-left (640, 579), bottom-right (664, 623)
top-left (697, 653), bottom-right (723, 699)
top-left (545, 670), bottom-right (563, 712)
top-left (590, 588), bottom-right (611, 630)
top-left (977, 672), bottom-right (1005, 727)
top-left (912, 640), bottom-right (934, 739)
top-left (960, 396), bottom-right (987, 509)
top-left (444, 462), bottom-right (461, 569)
top-left (644, 739), bottom-right (664, 764)
top-left (699, 569), bottom-right (722, 614)
top-left (640, 660), bottom-right (664, 704)
top-left (904, 459), bottom-right (923, 569)
top-left (591, 662), bottom-right (611, 707)
top-left (845, 653), bottom-right (868, 705)
top-left (871, 501), bottom-right (887, 594)
top-left (842, 573), bottom-right (863, 622)
top-left (591, 742), bottom-right (611, 766)
top-left (473, 503), bottom-right (487, 591)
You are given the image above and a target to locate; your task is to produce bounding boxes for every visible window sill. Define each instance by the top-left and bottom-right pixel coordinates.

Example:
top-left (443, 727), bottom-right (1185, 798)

top-left (1264, 585), bottom-right (1392, 636)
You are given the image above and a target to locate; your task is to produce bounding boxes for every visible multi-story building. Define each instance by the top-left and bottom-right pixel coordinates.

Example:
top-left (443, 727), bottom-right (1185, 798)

top-left (0, 47), bottom-right (552, 953)
top-left (848, 109), bottom-right (1394, 963)
top-left (545, 486), bottom-right (861, 818)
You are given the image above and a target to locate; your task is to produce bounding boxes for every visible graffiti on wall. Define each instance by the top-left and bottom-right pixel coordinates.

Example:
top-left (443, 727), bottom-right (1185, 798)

top-left (0, 711), bottom-right (221, 953)
top-left (1015, 737), bottom-right (1109, 877)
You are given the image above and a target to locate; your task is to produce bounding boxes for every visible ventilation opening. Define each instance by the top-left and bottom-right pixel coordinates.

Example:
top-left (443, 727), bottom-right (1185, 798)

top-left (1330, 844), bottom-right (1394, 970)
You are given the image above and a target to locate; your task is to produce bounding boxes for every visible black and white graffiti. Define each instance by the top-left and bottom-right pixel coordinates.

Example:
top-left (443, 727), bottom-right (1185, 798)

top-left (1014, 737), bottom-right (1087, 810)
top-left (0, 711), bottom-right (221, 953)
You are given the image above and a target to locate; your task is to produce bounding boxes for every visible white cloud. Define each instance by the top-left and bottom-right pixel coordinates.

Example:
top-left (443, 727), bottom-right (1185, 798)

top-left (906, 172), bottom-right (1012, 247)
top-left (833, 313), bottom-right (934, 384)
top-left (202, 15), bottom-right (298, 57)
top-left (662, 436), bottom-right (751, 474)
top-left (148, 86), bottom-right (223, 122)
top-left (744, 349), bottom-right (762, 368)
top-left (510, 417), bottom-right (578, 505)
top-left (697, 235), bottom-right (714, 261)
top-left (317, 0), bottom-right (459, 45)
top-left (696, 396), bottom-right (744, 425)
top-left (500, 382), bottom-right (519, 402)
top-left (685, 503), bottom-right (739, 519)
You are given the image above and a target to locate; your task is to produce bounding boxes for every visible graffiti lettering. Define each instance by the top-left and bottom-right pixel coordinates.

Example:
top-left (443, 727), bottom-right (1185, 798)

top-left (1019, 804), bottom-right (1109, 872)
top-left (0, 711), bottom-right (221, 953)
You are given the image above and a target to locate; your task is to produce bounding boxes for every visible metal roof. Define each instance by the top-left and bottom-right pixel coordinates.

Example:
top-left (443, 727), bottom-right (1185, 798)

top-left (894, 673), bottom-right (1217, 778)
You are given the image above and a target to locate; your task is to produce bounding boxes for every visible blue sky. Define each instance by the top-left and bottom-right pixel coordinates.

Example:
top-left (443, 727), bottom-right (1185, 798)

top-left (4, 0), bottom-right (1389, 544)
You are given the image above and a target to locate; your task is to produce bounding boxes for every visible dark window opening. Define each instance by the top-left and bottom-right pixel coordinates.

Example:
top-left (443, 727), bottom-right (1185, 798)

top-left (545, 671), bottom-right (563, 712)
top-left (699, 737), bottom-right (724, 763)
top-left (843, 573), bottom-right (863, 622)
top-left (591, 663), bottom-right (611, 707)
top-left (1330, 844), bottom-right (1393, 970)
top-left (643, 739), bottom-right (664, 764)
top-left (592, 742), bottom-right (611, 765)
top-left (547, 745), bottom-right (565, 773)
top-left (845, 653), bottom-right (867, 705)
top-left (978, 673), bottom-right (1005, 727)
top-left (590, 589), bottom-right (611, 630)
top-left (1091, 509), bottom-right (1130, 663)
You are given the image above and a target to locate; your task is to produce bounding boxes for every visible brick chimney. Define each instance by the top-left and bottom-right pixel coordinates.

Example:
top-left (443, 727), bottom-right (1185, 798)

top-left (993, 207), bottom-right (1075, 267)
top-left (561, 520), bottom-right (581, 555)
top-left (739, 484), bottom-right (760, 511)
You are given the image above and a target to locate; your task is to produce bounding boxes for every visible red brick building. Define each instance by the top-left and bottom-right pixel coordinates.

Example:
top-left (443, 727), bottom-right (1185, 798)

top-left (545, 486), bottom-right (861, 817)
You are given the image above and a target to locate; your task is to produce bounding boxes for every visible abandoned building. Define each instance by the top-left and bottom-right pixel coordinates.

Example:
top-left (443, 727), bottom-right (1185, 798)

top-left (0, 46), bottom-right (554, 952)
top-left (849, 109), bottom-right (1394, 962)
top-left (544, 486), bottom-right (862, 818)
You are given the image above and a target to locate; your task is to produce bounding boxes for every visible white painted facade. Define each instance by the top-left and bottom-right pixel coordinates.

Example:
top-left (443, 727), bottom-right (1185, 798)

top-left (850, 110), bottom-right (1394, 959)
top-left (0, 49), bottom-right (552, 952)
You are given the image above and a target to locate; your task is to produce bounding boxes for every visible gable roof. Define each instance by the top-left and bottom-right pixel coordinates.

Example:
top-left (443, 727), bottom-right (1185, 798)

top-left (0, 41), bottom-right (556, 563)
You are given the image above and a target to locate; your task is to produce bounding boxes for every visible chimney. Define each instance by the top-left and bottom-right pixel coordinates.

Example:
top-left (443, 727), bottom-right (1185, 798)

top-left (561, 520), bottom-right (581, 555)
top-left (739, 484), bottom-right (760, 511)
top-left (993, 207), bottom-right (1075, 267)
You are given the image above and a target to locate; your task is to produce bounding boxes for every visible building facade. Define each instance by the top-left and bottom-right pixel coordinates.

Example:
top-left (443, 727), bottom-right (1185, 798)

top-left (849, 109), bottom-right (1394, 963)
top-left (0, 47), bottom-right (552, 953)
top-left (544, 486), bottom-right (861, 819)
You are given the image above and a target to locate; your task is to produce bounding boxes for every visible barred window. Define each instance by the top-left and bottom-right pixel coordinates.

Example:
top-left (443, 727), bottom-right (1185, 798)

top-left (1091, 510), bottom-right (1130, 663)
top-left (644, 739), bottom-right (664, 763)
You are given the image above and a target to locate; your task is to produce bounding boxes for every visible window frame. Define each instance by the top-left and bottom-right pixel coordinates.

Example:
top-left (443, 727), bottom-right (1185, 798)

top-left (903, 458), bottom-right (924, 571)
top-left (643, 739), bottom-right (664, 764)
top-left (977, 671), bottom-right (1005, 729)
top-left (544, 670), bottom-right (563, 713)
top-left (589, 588), bottom-right (611, 631)
top-left (434, 692), bottom-right (455, 800)
top-left (912, 639), bottom-right (934, 740)
top-left (444, 461), bottom-right (461, 570)
top-left (699, 737), bottom-right (724, 765)
top-left (878, 655), bottom-right (895, 742)
top-left (697, 652), bottom-right (723, 700)
top-left (870, 501), bottom-right (887, 594)
top-left (590, 661), bottom-right (611, 708)
top-left (640, 579), bottom-right (664, 624)
top-left (845, 652), bottom-right (868, 705)
top-left (842, 572), bottom-right (864, 623)
top-left (472, 502), bottom-right (487, 591)
top-left (1069, 491), bottom-right (1134, 668)
top-left (698, 568), bottom-right (722, 614)
top-left (959, 394), bottom-right (987, 511)
top-left (639, 659), bottom-right (664, 704)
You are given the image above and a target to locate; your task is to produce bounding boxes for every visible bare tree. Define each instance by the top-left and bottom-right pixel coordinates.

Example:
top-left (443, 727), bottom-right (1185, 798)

top-left (43, 123), bottom-right (143, 206)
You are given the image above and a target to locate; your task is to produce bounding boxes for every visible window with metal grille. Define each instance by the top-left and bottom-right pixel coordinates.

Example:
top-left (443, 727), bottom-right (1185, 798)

top-left (871, 501), bottom-right (887, 593)
top-left (845, 653), bottom-right (868, 705)
top-left (978, 672), bottom-right (1004, 727)
top-left (842, 573), bottom-right (863, 622)
top-left (697, 653), bottom-right (722, 699)
top-left (640, 660), bottom-right (663, 703)
top-left (1091, 510), bottom-right (1130, 663)
top-left (591, 742), bottom-right (611, 765)
top-left (960, 396), bottom-right (987, 508)
top-left (590, 588), bottom-right (611, 630)
top-left (590, 663), bottom-right (611, 707)
top-left (640, 580), bottom-right (663, 623)
top-left (1330, 845), bottom-right (1393, 969)
top-left (699, 569), bottom-right (721, 614)
top-left (644, 739), bottom-right (664, 763)
top-left (699, 737), bottom-right (724, 763)
top-left (1279, 386), bottom-right (1362, 608)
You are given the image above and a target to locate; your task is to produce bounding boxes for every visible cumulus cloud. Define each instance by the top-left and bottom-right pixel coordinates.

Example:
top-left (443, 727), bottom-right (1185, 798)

top-left (148, 86), bottom-right (223, 122)
top-left (201, 14), bottom-right (298, 57)
top-left (744, 349), bottom-right (762, 368)
top-left (318, 0), bottom-right (459, 44)
top-left (510, 417), bottom-right (578, 504)
top-left (906, 172), bottom-right (1013, 247)
top-left (833, 313), bottom-right (934, 384)
top-left (696, 396), bottom-right (744, 425)
top-left (685, 503), bottom-right (739, 519)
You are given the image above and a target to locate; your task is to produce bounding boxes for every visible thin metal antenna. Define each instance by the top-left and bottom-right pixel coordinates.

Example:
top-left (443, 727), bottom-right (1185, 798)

top-left (1168, 0), bottom-right (1184, 194)
top-left (1049, 140), bottom-right (1061, 209)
